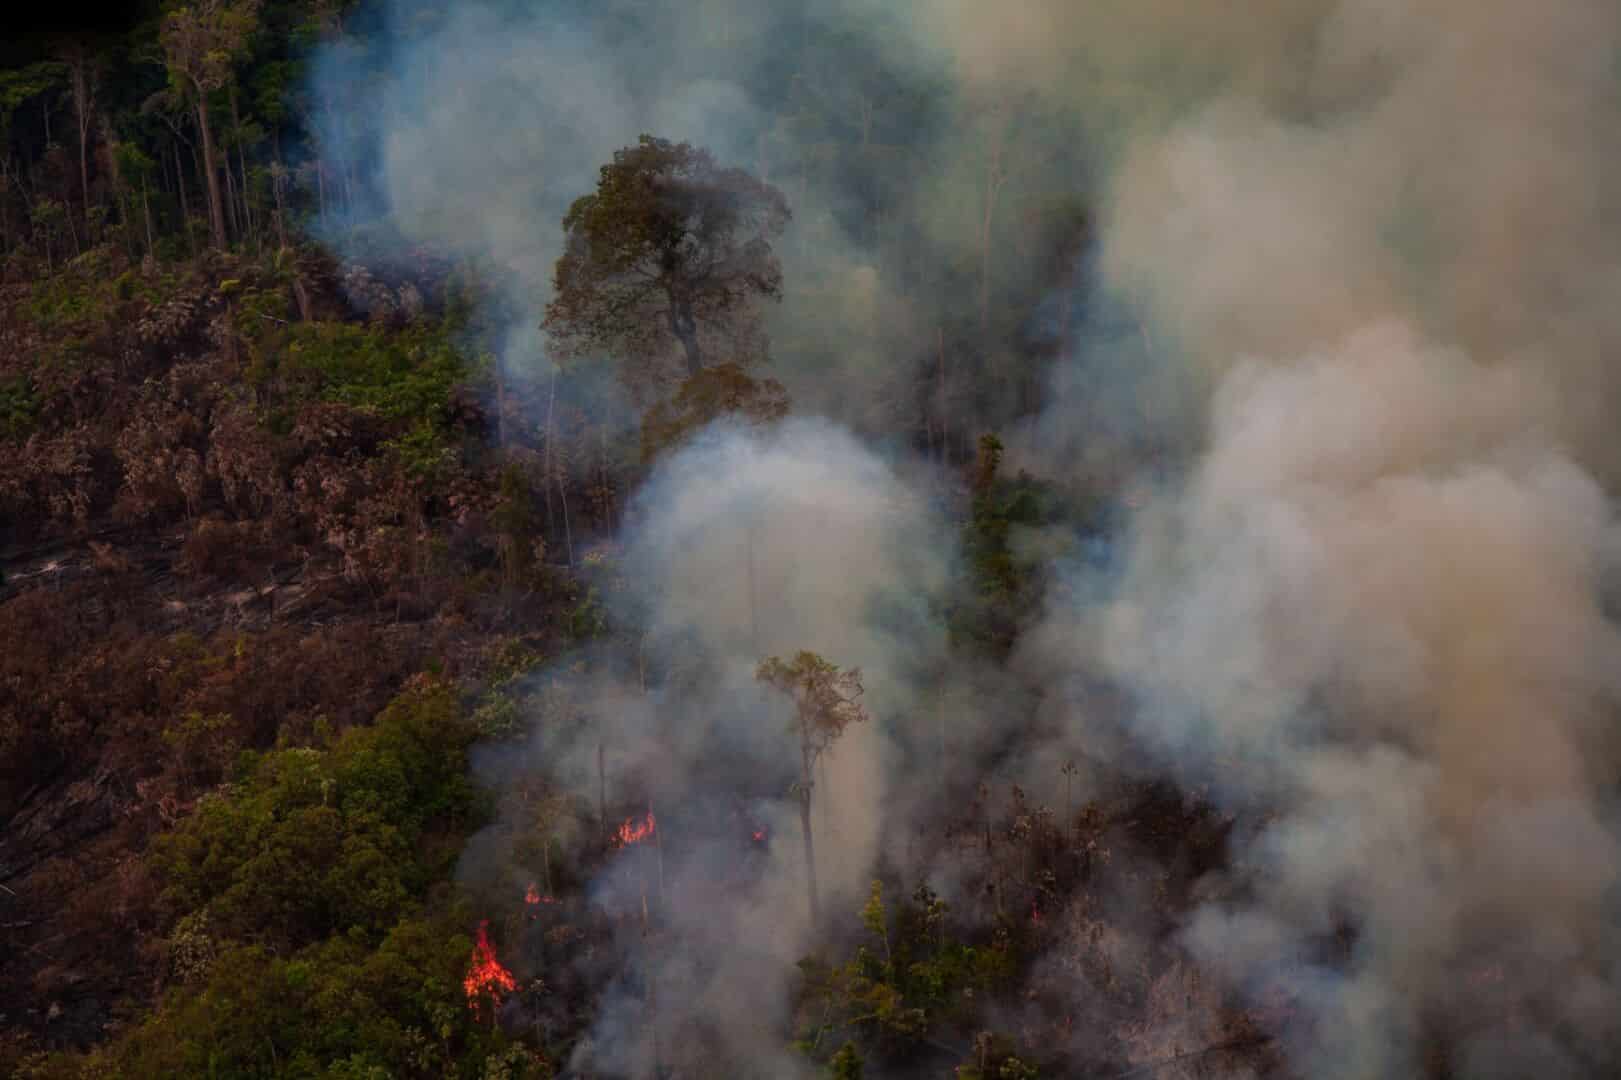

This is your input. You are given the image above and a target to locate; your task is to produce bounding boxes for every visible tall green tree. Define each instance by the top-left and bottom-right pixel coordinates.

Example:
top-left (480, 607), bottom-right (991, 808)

top-left (160, 0), bottom-right (260, 250)
top-left (543, 134), bottom-right (790, 387)
top-left (757, 651), bottom-right (870, 925)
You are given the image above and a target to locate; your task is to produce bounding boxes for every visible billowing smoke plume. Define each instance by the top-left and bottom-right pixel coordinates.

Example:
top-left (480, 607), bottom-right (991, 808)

top-left (462, 418), bottom-right (951, 1074)
top-left (315, 0), bottom-right (1621, 1074)
top-left (307, 0), bottom-right (1109, 439)
top-left (1052, 1), bottom-right (1621, 1075)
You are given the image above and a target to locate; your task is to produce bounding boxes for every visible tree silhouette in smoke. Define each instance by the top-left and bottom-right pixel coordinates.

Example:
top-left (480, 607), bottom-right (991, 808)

top-left (756, 650), bottom-right (869, 926)
top-left (545, 134), bottom-right (793, 459)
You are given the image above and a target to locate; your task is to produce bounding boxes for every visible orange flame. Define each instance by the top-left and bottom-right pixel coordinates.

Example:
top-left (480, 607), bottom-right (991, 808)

top-left (524, 883), bottom-right (556, 918)
top-left (614, 811), bottom-right (656, 847)
top-left (463, 919), bottom-right (517, 1017)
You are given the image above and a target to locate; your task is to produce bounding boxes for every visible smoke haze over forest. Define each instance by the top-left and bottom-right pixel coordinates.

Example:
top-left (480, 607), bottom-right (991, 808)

top-left (5, 0), bottom-right (1621, 1075)
top-left (299, 1), bottom-right (1621, 1076)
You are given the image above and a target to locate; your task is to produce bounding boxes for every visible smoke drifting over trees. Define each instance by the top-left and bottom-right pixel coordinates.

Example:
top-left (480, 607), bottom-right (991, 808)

top-left (297, 0), bottom-right (1621, 1075)
top-left (7, 0), bottom-right (1621, 1075)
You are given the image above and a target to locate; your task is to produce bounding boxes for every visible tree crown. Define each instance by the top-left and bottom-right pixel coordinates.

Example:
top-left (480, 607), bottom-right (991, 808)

top-left (543, 134), bottom-right (790, 379)
top-left (757, 650), bottom-right (870, 755)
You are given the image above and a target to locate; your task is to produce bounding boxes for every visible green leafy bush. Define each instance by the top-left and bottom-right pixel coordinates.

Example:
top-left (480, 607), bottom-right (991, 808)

top-left (55, 681), bottom-right (529, 1079)
top-left (260, 321), bottom-right (470, 428)
top-left (149, 680), bottom-right (477, 947)
top-left (0, 374), bottom-right (39, 439)
top-left (104, 914), bottom-right (521, 1079)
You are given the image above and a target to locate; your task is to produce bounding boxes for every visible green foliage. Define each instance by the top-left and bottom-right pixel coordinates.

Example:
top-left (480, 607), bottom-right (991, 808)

top-left (543, 134), bottom-right (790, 378)
top-left (756, 652), bottom-right (870, 744)
top-left (950, 435), bottom-right (1054, 660)
top-left (106, 913), bottom-right (514, 1079)
top-left (149, 680), bottom-right (477, 947)
top-left (796, 880), bottom-right (1021, 1069)
top-left (0, 374), bottom-right (39, 439)
top-left (161, 0), bottom-right (262, 98)
top-left (29, 677), bottom-right (528, 1079)
top-left (0, 61), bottom-right (65, 140)
top-left (860, 880), bottom-right (888, 945)
top-left (19, 257), bottom-right (183, 371)
top-left (829, 1042), bottom-right (864, 1079)
top-left (162, 709), bottom-right (239, 793)
top-left (385, 419), bottom-right (458, 482)
top-left (468, 638), bottom-right (546, 740)
top-left (564, 584), bottom-right (609, 642)
top-left (638, 361), bottom-right (789, 462)
top-left (263, 320), bottom-right (470, 427)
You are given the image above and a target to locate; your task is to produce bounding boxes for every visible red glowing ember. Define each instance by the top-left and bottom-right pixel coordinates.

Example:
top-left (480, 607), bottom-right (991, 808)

top-left (1030, 901), bottom-right (1043, 927)
top-left (524, 883), bottom-right (556, 917)
top-left (752, 829), bottom-right (766, 843)
top-left (614, 811), bottom-right (656, 847)
top-left (463, 919), bottom-right (517, 1017)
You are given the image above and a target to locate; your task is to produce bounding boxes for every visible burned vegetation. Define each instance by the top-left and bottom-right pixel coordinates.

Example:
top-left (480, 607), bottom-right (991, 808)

top-left (7, 1), bottom-right (1621, 1079)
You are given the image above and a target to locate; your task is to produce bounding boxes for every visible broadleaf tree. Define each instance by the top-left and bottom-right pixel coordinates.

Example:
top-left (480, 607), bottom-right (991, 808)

top-left (543, 134), bottom-right (791, 393)
top-left (757, 650), bottom-right (870, 925)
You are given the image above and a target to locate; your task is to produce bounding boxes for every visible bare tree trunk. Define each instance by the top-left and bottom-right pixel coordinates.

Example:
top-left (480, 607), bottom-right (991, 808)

top-left (800, 715), bottom-right (820, 925)
top-left (69, 55), bottom-right (92, 241)
top-left (747, 523), bottom-right (759, 656)
top-left (173, 141), bottom-right (192, 254)
top-left (937, 326), bottom-right (948, 467)
top-left (272, 170), bottom-right (288, 250)
top-left (652, 797), bottom-right (665, 902)
top-left (222, 149), bottom-right (241, 240)
top-left (800, 786), bottom-right (820, 926)
top-left (597, 741), bottom-right (607, 849)
top-left (194, 91), bottom-right (227, 249)
top-left (598, 422), bottom-right (613, 530)
top-left (323, 99), bottom-right (356, 213)
top-left (230, 85), bottom-right (254, 247)
top-left (647, 933), bottom-right (663, 1079)
top-left (495, 361), bottom-right (508, 447)
top-left (668, 300), bottom-right (703, 377)
top-left (0, 159), bottom-right (11, 254)
top-left (543, 364), bottom-right (557, 533)
top-left (984, 794), bottom-right (1002, 918)
top-left (64, 201), bottom-right (81, 257)
top-left (102, 117), bottom-right (127, 256)
top-left (558, 465), bottom-right (574, 566)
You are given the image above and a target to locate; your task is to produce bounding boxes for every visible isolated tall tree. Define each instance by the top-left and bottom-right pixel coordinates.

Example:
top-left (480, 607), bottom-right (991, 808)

top-left (544, 135), bottom-right (790, 388)
top-left (757, 651), bottom-right (870, 925)
top-left (161, 0), bottom-right (259, 250)
top-left (55, 38), bottom-right (100, 239)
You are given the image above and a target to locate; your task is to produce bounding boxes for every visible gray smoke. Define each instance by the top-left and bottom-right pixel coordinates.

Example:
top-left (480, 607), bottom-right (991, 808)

top-left (1052, 1), bottom-right (1621, 1075)
top-left (460, 418), bottom-right (953, 1074)
top-left (317, 0), bottom-right (1621, 1074)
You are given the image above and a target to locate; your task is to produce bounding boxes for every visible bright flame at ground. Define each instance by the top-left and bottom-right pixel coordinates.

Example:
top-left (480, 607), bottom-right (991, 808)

top-left (463, 919), bottom-right (517, 1017)
top-left (614, 811), bottom-right (656, 847)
